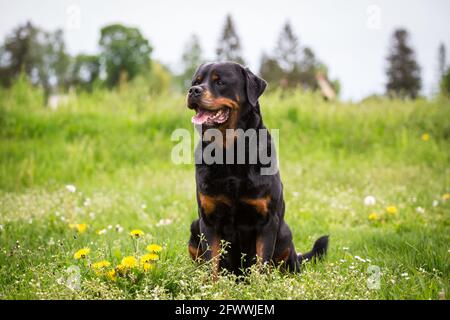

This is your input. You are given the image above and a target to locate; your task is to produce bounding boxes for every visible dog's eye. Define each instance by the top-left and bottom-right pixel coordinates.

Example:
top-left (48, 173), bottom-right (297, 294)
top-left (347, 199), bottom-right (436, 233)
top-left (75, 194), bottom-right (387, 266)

top-left (216, 80), bottom-right (225, 86)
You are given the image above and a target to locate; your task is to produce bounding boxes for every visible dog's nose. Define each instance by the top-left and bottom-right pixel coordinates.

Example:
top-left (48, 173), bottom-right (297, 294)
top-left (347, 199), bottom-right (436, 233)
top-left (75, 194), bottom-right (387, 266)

top-left (188, 86), bottom-right (203, 97)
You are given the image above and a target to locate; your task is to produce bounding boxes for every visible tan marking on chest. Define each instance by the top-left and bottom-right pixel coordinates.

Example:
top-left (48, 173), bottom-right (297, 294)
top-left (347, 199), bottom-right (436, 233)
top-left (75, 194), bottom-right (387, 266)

top-left (199, 193), bottom-right (232, 215)
top-left (240, 196), bottom-right (271, 216)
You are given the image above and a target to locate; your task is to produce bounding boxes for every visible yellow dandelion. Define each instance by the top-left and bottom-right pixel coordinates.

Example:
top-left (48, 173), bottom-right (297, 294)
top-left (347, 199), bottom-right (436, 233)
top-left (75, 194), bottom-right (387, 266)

top-left (74, 247), bottom-right (90, 259)
top-left (92, 260), bottom-right (111, 270)
top-left (141, 262), bottom-right (154, 272)
top-left (368, 212), bottom-right (379, 221)
top-left (116, 263), bottom-right (127, 275)
top-left (421, 133), bottom-right (430, 141)
top-left (69, 223), bottom-right (88, 234)
top-left (386, 206), bottom-right (398, 215)
top-left (140, 253), bottom-right (159, 264)
top-left (442, 194), bottom-right (450, 201)
top-left (121, 256), bottom-right (137, 268)
top-left (106, 269), bottom-right (117, 281)
top-left (146, 244), bottom-right (162, 253)
top-left (129, 229), bottom-right (144, 238)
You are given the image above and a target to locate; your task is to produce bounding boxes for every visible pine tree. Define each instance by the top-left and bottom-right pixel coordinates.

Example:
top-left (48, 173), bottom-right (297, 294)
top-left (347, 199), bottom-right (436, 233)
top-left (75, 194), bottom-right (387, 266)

top-left (259, 52), bottom-right (284, 87)
top-left (275, 22), bottom-right (300, 73)
top-left (180, 34), bottom-right (203, 88)
top-left (216, 15), bottom-right (245, 65)
top-left (385, 28), bottom-right (421, 99)
top-left (438, 43), bottom-right (446, 80)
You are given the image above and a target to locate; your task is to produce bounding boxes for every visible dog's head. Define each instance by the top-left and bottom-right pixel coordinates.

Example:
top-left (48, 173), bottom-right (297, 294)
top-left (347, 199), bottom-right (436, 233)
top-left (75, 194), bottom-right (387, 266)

top-left (187, 62), bottom-right (267, 130)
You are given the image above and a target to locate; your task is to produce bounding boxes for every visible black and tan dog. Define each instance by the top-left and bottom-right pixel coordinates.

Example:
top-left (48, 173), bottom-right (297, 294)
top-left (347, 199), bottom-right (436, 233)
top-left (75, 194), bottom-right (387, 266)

top-left (187, 61), bottom-right (328, 276)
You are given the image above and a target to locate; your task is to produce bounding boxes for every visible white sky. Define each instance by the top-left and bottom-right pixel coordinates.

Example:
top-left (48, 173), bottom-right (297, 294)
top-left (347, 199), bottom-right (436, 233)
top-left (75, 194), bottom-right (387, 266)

top-left (0, 0), bottom-right (449, 101)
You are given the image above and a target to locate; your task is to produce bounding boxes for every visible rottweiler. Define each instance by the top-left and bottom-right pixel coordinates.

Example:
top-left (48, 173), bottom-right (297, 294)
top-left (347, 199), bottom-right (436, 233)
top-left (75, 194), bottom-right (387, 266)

top-left (186, 61), bottom-right (328, 276)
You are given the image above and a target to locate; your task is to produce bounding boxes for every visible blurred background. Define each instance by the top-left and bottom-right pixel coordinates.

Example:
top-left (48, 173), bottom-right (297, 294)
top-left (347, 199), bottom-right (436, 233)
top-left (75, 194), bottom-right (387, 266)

top-left (0, 0), bottom-right (449, 102)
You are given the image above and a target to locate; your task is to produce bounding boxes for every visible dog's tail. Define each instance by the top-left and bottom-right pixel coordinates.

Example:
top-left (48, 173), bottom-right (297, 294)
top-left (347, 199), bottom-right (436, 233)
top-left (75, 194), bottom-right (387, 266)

top-left (298, 235), bottom-right (329, 264)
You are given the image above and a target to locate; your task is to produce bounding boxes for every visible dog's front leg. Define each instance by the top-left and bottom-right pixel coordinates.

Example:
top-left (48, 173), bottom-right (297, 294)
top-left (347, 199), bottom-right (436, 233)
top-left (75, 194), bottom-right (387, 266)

top-left (255, 216), bottom-right (279, 268)
top-left (200, 219), bottom-right (221, 280)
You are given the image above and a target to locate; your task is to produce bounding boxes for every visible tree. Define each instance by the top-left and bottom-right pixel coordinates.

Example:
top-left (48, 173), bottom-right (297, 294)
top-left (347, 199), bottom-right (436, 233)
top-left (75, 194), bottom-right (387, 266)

top-left (440, 67), bottom-right (450, 97)
top-left (0, 21), bottom-right (70, 97)
top-left (99, 24), bottom-right (152, 88)
top-left (385, 28), bottom-right (421, 99)
top-left (298, 47), bottom-right (319, 90)
top-left (438, 43), bottom-right (446, 80)
top-left (69, 54), bottom-right (100, 91)
top-left (180, 34), bottom-right (203, 88)
top-left (216, 15), bottom-right (245, 65)
top-left (259, 52), bottom-right (285, 87)
top-left (275, 22), bottom-right (300, 73)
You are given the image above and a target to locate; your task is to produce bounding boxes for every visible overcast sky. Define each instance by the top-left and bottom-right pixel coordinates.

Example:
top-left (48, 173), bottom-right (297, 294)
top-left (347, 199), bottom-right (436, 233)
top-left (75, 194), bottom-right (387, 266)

top-left (0, 0), bottom-right (449, 101)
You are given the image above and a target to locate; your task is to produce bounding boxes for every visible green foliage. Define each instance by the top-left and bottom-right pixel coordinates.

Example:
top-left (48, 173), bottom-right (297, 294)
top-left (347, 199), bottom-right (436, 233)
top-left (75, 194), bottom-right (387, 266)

top-left (440, 67), bottom-right (450, 97)
top-left (69, 54), bottom-right (100, 92)
top-left (99, 24), bottom-right (153, 88)
top-left (0, 21), bottom-right (70, 97)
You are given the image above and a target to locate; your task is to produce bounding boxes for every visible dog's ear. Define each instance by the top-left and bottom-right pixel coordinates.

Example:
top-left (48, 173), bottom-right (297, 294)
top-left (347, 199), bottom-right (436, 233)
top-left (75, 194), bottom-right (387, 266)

top-left (243, 67), bottom-right (267, 107)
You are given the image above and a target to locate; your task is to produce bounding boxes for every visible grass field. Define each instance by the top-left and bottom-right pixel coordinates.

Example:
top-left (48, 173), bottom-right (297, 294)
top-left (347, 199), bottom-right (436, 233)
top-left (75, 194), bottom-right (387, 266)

top-left (0, 79), bottom-right (449, 299)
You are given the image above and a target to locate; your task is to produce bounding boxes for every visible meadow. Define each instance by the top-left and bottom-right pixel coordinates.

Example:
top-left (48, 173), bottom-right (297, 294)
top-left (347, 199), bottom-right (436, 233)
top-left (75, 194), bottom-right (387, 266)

top-left (0, 78), bottom-right (449, 300)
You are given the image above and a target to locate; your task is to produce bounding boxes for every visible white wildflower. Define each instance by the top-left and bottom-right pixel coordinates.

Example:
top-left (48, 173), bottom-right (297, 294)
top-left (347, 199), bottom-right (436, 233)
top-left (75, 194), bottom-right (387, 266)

top-left (83, 198), bottom-right (91, 206)
top-left (65, 185), bottom-right (76, 193)
top-left (156, 218), bottom-right (173, 227)
top-left (416, 207), bottom-right (425, 214)
top-left (364, 195), bottom-right (376, 206)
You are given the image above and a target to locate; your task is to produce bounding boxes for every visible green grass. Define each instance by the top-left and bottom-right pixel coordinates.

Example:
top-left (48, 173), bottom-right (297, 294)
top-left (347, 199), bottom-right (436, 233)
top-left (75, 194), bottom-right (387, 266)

top-left (0, 81), bottom-right (449, 299)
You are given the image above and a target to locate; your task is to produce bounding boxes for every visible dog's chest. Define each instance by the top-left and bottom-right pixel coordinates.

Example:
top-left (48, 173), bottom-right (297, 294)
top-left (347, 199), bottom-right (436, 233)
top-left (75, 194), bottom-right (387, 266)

top-left (198, 165), bottom-right (268, 198)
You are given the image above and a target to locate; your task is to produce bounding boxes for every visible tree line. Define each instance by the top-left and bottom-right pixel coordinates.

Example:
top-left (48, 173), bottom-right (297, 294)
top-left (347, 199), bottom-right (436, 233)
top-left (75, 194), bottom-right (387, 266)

top-left (0, 14), bottom-right (449, 101)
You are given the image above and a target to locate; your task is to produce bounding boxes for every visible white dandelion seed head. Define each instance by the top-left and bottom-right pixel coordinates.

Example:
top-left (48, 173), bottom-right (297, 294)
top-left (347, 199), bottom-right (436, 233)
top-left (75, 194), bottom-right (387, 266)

top-left (432, 200), bottom-right (439, 207)
top-left (364, 195), bottom-right (376, 206)
top-left (156, 218), bottom-right (173, 227)
top-left (65, 185), bottom-right (76, 193)
top-left (416, 207), bottom-right (425, 214)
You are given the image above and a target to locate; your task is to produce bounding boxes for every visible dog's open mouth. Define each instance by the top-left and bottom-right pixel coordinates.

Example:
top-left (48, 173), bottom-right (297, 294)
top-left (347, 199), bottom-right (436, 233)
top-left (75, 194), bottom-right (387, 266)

top-left (191, 107), bottom-right (230, 126)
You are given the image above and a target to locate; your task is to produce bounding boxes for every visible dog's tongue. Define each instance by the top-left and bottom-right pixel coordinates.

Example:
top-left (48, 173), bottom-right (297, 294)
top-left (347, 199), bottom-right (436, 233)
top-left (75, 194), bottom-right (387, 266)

top-left (191, 109), bottom-right (214, 125)
top-left (191, 108), bottom-right (230, 125)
